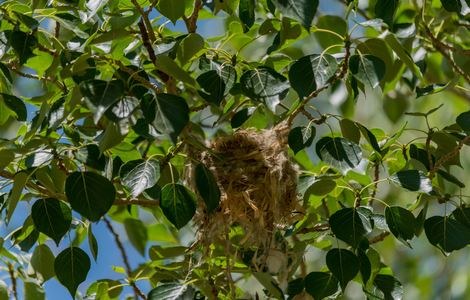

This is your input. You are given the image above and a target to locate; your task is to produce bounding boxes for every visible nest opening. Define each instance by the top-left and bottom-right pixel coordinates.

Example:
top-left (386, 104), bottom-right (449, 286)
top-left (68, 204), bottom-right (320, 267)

top-left (190, 123), bottom-right (301, 251)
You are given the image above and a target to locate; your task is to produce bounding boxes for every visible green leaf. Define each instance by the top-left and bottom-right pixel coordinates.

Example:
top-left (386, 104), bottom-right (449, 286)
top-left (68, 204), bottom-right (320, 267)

top-left (340, 118), bottom-right (361, 144)
top-left (440, 0), bottom-right (462, 12)
top-left (424, 216), bottom-right (470, 252)
top-left (153, 93), bottom-right (189, 142)
top-left (120, 159), bottom-right (161, 198)
top-left (451, 207), bottom-right (470, 228)
top-left (197, 68), bottom-right (236, 105)
top-left (231, 107), bottom-right (253, 128)
top-left (385, 206), bottom-right (416, 246)
top-left (390, 170), bottom-right (433, 193)
top-left (326, 248), bottom-right (360, 289)
top-left (76, 144), bottom-right (106, 171)
top-left (148, 282), bottom-right (195, 300)
top-left (154, 55), bottom-right (195, 85)
top-left (5, 30), bottom-right (37, 65)
top-left (437, 169), bottom-right (465, 188)
top-left (105, 96), bottom-right (139, 121)
top-left (356, 123), bottom-right (381, 152)
top-left (0, 94), bottom-right (27, 121)
top-left (272, 0), bottom-right (319, 28)
top-left (31, 244), bottom-right (55, 282)
top-left (373, 274), bottom-right (403, 300)
top-left (384, 33), bottom-right (424, 81)
top-left (195, 163), bottom-right (220, 213)
top-left (349, 54), bottom-right (385, 88)
top-left (160, 183), bottom-right (196, 229)
top-left (289, 54), bottom-right (337, 98)
top-left (315, 137), bottom-right (362, 173)
top-left (305, 178), bottom-right (336, 196)
top-left (416, 84), bottom-right (447, 98)
top-left (375, 0), bottom-right (399, 26)
top-left (31, 198), bottom-right (71, 245)
top-left (304, 272), bottom-right (339, 299)
top-left (124, 218), bottom-right (148, 256)
top-left (288, 126), bottom-right (316, 154)
top-left (79, 80), bottom-right (125, 123)
top-left (314, 15), bottom-right (347, 51)
top-left (65, 172), bottom-right (116, 222)
top-left (456, 110), bottom-right (470, 131)
top-left (54, 247), bottom-right (90, 298)
top-left (7, 172), bottom-right (29, 223)
top-left (177, 33), bottom-right (204, 65)
top-left (157, 0), bottom-right (185, 23)
top-left (48, 97), bottom-right (66, 131)
top-left (329, 207), bottom-right (372, 248)
top-left (0, 149), bottom-right (14, 170)
top-left (358, 250), bottom-right (372, 284)
top-left (240, 67), bottom-right (290, 112)
top-left (24, 280), bottom-right (45, 300)
top-left (239, 0), bottom-right (256, 32)
top-left (87, 225), bottom-right (99, 261)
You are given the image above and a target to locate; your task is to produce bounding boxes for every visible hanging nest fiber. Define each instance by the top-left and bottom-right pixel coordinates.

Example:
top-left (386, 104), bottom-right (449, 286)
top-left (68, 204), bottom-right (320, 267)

top-left (188, 122), bottom-right (301, 251)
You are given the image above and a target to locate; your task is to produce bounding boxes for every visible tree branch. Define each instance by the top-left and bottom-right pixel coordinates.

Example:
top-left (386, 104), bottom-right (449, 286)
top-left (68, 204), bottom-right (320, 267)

top-left (183, 0), bottom-right (203, 33)
top-left (429, 135), bottom-right (470, 179)
top-left (104, 218), bottom-right (147, 300)
top-left (7, 263), bottom-right (18, 300)
top-left (368, 231), bottom-right (390, 244)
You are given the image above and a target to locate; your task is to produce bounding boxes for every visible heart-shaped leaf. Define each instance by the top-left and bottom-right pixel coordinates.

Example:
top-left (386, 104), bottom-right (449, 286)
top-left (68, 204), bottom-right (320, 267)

top-left (160, 184), bottom-right (196, 229)
top-left (316, 137), bottom-right (362, 172)
top-left (31, 198), bottom-right (71, 245)
top-left (326, 248), bottom-right (360, 289)
top-left (54, 247), bottom-right (90, 298)
top-left (120, 159), bottom-right (161, 198)
top-left (65, 172), bottom-right (116, 222)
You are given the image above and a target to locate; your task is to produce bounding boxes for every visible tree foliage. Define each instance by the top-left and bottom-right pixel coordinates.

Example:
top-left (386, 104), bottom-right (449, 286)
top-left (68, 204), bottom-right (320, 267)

top-left (0, 0), bottom-right (470, 299)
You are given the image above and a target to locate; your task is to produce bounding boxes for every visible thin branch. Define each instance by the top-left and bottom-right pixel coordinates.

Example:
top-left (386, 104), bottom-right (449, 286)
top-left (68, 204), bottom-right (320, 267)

top-left (368, 162), bottom-right (380, 206)
top-left (104, 218), bottom-right (147, 300)
top-left (423, 24), bottom-right (470, 85)
top-left (183, 0), bottom-right (203, 33)
top-left (7, 263), bottom-right (18, 300)
top-left (368, 231), bottom-right (390, 244)
top-left (429, 135), bottom-right (470, 179)
top-left (6, 61), bottom-right (67, 93)
top-left (131, 0), bottom-right (156, 43)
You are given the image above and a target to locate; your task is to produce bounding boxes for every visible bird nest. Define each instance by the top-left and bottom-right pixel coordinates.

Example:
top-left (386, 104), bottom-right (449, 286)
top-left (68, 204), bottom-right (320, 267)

top-left (188, 122), bottom-right (301, 251)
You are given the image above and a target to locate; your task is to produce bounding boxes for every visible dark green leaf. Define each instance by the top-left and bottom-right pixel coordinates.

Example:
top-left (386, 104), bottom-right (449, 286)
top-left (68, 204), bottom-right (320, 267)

top-left (79, 80), bottom-right (125, 123)
top-left (437, 169), bottom-right (465, 188)
top-left (288, 126), bottom-right (316, 154)
top-left (240, 67), bottom-right (290, 112)
top-left (305, 179), bottom-right (336, 196)
top-left (31, 244), bottom-right (55, 282)
top-left (358, 250), bottom-right (372, 284)
top-left (0, 94), bottom-right (27, 121)
top-left (416, 84), bottom-right (447, 98)
top-left (409, 144), bottom-right (434, 171)
top-left (54, 247), bottom-right (90, 298)
top-left (31, 198), bottom-right (71, 245)
top-left (124, 218), bottom-right (148, 256)
top-left (239, 0), bottom-right (256, 32)
top-left (385, 206), bottom-right (416, 246)
top-left (272, 0), bottom-right (319, 28)
top-left (424, 216), bottom-right (470, 252)
top-left (356, 123), bottom-right (381, 152)
top-left (329, 207), bottom-right (372, 248)
top-left (5, 30), bottom-right (37, 65)
top-left (349, 54), bottom-right (385, 88)
top-left (375, 0), bottom-right (399, 26)
top-left (88, 225), bottom-right (99, 261)
top-left (197, 63), bottom-right (237, 105)
top-left (440, 0), bottom-right (462, 12)
top-left (287, 278), bottom-right (304, 297)
top-left (340, 118), bottom-right (361, 144)
top-left (326, 248), bottom-right (360, 289)
top-left (316, 137), bottom-right (362, 172)
top-left (148, 282), bottom-right (195, 300)
top-left (76, 144), bottom-right (106, 171)
top-left (456, 110), bottom-right (470, 131)
top-left (304, 272), bottom-right (339, 299)
top-left (231, 107), bottom-right (253, 128)
top-left (390, 170), bottom-right (433, 193)
top-left (24, 280), bottom-right (45, 300)
top-left (120, 159), bottom-right (161, 198)
top-left (65, 172), bottom-right (116, 222)
top-left (373, 274), bottom-right (403, 300)
top-left (160, 184), bottom-right (196, 229)
top-left (0, 63), bottom-right (12, 83)
top-left (195, 163), bottom-right (220, 213)
top-left (153, 93), bottom-right (189, 142)
top-left (451, 207), bottom-right (470, 228)
top-left (289, 54), bottom-right (337, 98)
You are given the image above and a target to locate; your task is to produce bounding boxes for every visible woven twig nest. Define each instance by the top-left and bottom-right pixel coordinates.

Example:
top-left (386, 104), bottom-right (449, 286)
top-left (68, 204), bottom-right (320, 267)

top-left (189, 122), bottom-right (301, 252)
